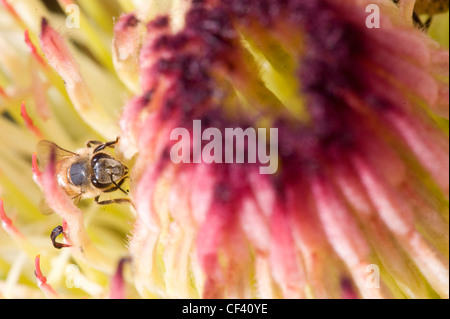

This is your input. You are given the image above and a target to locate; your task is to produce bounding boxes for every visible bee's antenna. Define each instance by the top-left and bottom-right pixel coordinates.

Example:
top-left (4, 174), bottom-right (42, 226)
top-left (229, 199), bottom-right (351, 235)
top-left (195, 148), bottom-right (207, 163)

top-left (110, 174), bottom-right (129, 195)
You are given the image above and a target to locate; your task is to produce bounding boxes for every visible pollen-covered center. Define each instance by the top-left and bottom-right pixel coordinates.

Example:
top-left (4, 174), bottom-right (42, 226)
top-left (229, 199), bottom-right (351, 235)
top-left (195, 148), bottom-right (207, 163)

top-left (126, 0), bottom-right (449, 299)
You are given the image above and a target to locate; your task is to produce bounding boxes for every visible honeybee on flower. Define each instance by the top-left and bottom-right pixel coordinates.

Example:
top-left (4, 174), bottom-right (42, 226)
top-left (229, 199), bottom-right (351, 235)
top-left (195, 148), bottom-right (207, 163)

top-left (0, 0), bottom-right (449, 299)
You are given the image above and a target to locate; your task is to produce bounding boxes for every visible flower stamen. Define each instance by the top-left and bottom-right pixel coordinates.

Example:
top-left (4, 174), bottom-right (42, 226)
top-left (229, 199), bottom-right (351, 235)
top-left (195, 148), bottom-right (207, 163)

top-left (34, 255), bottom-right (59, 299)
top-left (24, 30), bottom-right (46, 67)
top-left (20, 101), bottom-right (44, 139)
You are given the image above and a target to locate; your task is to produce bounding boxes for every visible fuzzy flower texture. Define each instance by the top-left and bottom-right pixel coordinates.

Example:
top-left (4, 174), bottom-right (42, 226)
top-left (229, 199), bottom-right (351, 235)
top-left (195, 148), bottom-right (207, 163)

top-left (0, 0), bottom-right (448, 299)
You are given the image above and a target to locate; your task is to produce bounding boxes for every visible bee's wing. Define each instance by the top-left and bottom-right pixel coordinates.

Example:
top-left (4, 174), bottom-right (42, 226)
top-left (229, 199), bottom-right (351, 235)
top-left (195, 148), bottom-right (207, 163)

top-left (36, 140), bottom-right (77, 171)
top-left (38, 197), bottom-right (54, 215)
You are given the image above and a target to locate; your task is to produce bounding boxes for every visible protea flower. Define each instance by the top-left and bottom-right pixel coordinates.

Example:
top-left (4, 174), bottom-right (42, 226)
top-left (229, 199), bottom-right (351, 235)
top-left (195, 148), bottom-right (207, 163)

top-left (0, 0), bottom-right (448, 299)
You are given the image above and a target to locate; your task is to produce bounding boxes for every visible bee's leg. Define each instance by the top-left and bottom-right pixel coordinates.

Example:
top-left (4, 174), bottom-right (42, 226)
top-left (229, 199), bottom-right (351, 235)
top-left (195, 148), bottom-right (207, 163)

top-left (87, 137), bottom-right (120, 153)
top-left (412, 12), bottom-right (432, 31)
top-left (422, 16), bottom-right (432, 31)
top-left (412, 12), bottom-right (424, 28)
top-left (94, 196), bottom-right (131, 205)
top-left (86, 140), bottom-right (102, 147)
top-left (50, 225), bottom-right (71, 249)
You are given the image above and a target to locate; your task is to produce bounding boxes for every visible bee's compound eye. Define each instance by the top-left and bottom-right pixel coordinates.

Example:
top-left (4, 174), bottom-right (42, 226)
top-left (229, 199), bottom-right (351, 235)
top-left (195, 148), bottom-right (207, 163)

top-left (68, 162), bottom-right (88, 186)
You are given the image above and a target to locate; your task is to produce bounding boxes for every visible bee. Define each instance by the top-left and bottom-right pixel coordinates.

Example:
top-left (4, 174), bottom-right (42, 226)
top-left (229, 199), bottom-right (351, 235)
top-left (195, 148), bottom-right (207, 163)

top-left (393, 0), bottom-right (449, 30)
top-left (37, 137), bottom-right (130, 205)
top-left (414, 0), bottom-right (449, 16)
